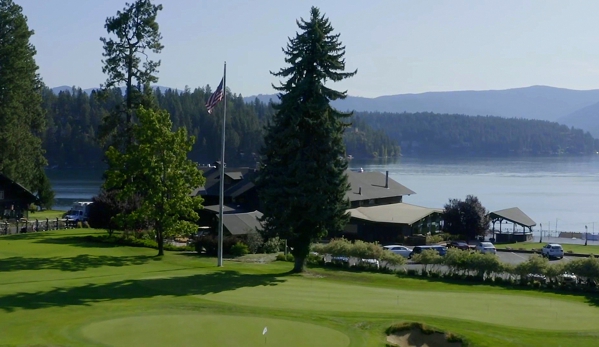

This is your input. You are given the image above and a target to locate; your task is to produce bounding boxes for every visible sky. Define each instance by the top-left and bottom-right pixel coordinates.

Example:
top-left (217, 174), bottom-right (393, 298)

top-left (17, 0), bottom-right (599, 98)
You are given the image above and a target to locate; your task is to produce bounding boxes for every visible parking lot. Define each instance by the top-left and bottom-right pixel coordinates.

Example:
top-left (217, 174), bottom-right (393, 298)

top-left (496, 251), bottom-right (575, 265)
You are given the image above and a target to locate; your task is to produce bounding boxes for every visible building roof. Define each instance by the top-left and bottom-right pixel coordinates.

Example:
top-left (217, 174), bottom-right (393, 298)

top-left (489, 207), bottom-right (536, 228)
top-left (194, 166), bottom-right (258, 198)
top-left (0, 173), bottom-right (38, 204)
top-left (345, 170), bottom-right (416, 202)
top-left (347, 203), bottom-right (441, 225)
top-left (203, 204), bottom-right (251, 214)
top-left (217, 211), bottom-right (263, 235)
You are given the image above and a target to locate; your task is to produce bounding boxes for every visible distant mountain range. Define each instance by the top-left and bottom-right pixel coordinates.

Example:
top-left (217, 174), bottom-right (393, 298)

top-left (245, 86), bottom-right (599, 137)
top-left (51, 85), bottom-right (599, 137)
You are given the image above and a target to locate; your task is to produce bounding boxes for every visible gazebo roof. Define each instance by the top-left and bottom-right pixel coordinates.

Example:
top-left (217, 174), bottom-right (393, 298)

top-left (489, 207), bottom-right (536, 228)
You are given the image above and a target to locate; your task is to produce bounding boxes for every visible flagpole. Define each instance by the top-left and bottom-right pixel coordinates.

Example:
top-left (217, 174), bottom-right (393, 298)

top-left (217, 61), bottom-right (227, 267)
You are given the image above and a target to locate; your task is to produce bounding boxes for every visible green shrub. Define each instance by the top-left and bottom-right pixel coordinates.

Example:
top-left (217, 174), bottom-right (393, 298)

top-left (275, 253), bottom-right (287, 261)
top-left (263, 237), bottom-right (282, 253)
top-left (285, 253), bottom-right (294, 262)
top-left (230, 242), bottom-right (249, 256)
top-left (245, 231), bottom-right (263, 254)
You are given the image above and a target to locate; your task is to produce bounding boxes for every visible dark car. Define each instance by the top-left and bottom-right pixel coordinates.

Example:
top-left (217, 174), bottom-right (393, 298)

top-left (447, 241), bottom-right (470, 250)
top-left (408, 245), bottom-right (447, 259)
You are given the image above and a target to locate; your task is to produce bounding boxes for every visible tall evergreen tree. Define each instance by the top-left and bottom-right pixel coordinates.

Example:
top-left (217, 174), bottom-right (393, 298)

top-left (256, 7), bottom-right (357, 272)
top-left (99, 0), bottom-right (163, 150)
top-left (0, 0), bottom-right (50, 195)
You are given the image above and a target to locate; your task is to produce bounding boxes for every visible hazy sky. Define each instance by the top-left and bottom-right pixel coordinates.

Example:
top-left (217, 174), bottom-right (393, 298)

top-left (18, 0), bottom-right (599, 97)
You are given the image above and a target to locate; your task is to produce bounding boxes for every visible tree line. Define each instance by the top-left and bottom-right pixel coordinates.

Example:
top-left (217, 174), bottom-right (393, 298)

top-left (354, 111), bottom-right (599, 156)
top-left (40, 87), bottom-right (401, 168)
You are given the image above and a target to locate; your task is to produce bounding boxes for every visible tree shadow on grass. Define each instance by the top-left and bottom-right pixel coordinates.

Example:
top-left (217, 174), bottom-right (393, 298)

top-left (0, 231), bottom-right (91, 241)
top-left (33, 235), bottom-right (124, 248)
top-left (0, 254), bottom-right (156, 272)
top-left (0, 270), bottom-right (287, 312)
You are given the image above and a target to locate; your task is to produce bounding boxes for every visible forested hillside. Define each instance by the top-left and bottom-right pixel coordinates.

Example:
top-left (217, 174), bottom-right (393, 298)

top-left (40, 87), bottom-right (398, 167)
top-left (356, 111), bottom-right (599, 156)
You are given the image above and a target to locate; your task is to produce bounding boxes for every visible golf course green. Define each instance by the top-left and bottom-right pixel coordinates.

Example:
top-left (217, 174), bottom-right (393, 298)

top-left (2, 229), bottom-right (599, 346)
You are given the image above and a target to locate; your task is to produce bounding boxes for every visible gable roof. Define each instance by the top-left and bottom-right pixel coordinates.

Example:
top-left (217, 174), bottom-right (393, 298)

top-left (489, 207), bottom-right (536, 228)
top-left (0, 173), bottom-right (37, 203)
top-left (194, 166), bottom-right (257, 198)
top-left (345, 170), bottom-right (415, 202)
top-left (217, 211), bottom-right (263, 235)
top-left (348, 202), bottom-right (441, 225)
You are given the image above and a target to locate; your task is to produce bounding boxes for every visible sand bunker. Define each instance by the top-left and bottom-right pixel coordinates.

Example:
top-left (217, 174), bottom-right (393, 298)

top-left (387, 328), bottom-right (462, 347)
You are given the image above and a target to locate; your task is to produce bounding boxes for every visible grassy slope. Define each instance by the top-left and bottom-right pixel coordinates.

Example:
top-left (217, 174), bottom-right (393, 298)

top-left (495, 241), bottom-right (599, 255)
top-left (27, 209), bottom-right (65, 220)
top-left (1, 229), bottom-right (599, 347)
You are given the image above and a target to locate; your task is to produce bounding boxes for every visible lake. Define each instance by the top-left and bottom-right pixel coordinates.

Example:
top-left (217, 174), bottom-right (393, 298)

top-left (47, 155), bottom-right (599, 236)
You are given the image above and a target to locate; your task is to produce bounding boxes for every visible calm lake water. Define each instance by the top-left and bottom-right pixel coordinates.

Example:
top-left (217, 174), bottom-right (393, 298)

top-left (47, 155), bottom-right (599, 235)
top-left (350, 156), bottom-right (599, 236)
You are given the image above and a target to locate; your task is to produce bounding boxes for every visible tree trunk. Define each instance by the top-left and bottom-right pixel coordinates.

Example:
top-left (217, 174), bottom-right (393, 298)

top-left (157, 230), bottom-right (164, 256)
top-left (292, 255), bottom-right (305, 273)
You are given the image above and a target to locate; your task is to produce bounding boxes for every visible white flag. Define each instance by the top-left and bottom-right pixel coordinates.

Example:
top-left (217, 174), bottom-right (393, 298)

top-left (263, 327), bottom-right (268, 335)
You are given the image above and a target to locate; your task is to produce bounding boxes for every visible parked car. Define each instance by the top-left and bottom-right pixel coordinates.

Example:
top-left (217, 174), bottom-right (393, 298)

top-left (476, 241), bottom-right (497, 254)
top-left (408, 245), bottom-right (447, 259)
top-left (558, 272), bottom-right (578, 285)
top-left (541, 243), bottom-right (564, 259)
top-left (447, 241), bottom-right (470, 250)
top-left (383, 245), bottom-right (413, 258)
top-left (358, 258), bottom-right (380, 269)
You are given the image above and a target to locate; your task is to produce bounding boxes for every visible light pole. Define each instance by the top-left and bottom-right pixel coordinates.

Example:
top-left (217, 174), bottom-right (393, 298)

top-left (585, 225), bottom-right (588, 246)
top-left (539, 223), bottom-right (543, 243)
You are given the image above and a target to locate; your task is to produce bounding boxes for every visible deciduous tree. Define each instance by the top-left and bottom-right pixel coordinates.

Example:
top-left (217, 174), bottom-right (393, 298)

top-left (256, 7), bottom-right (357, 272)
top-left (103, 107), bottom-right (205, 256)
top-left (442, 195), bottom-right (490, 240)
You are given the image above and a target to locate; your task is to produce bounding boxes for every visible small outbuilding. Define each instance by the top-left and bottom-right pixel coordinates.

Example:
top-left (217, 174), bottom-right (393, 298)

top-left (489, 207), bottom-right (536, 242)
top-left (0, 173), bottom-right (38, 220)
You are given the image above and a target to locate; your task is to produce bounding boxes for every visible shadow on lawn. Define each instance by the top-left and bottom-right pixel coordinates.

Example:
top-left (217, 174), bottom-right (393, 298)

top-left (0, 254), bottom-right (156, 272)
top-left (0, 270), bottom-right (287, 312)
top-left (34, 235), bottom-right (123, 248)
top-left (0, 231), bottom-right (90, 241)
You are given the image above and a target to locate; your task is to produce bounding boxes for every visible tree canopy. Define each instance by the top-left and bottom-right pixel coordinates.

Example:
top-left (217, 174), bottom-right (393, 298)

top-left (0, 0), bottom-right (51, 200)
top-left (103, 107), bottom-right (205, 256)
top-left (257, 7), bottom-right (356, 272)
top-left (99, 0), bottom-right (163, 149)
top-left (442, 195), bottom-right (490, 240)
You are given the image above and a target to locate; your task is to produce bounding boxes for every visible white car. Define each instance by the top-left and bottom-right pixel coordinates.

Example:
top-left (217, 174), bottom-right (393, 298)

top-left (476, 242), bottom-right (497, 254)
top-left (383, 245), bottom-right (413, 258)
top-left (541, 243), bottom-right (564, 259)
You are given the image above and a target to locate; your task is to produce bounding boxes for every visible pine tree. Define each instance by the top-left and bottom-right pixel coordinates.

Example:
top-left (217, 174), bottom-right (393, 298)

top-left (0, 0), bottom-right (51, 195)
top-left (99, 0), bottom-right (163, 150)
top-left (256, 7), bottom-right (357, 272)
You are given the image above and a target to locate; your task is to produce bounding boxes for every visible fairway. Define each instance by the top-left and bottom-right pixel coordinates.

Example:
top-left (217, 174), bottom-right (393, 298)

top-left (2, 229), bottom-right (599, 346)
top-left (81, 314), bottom-right (350, 347)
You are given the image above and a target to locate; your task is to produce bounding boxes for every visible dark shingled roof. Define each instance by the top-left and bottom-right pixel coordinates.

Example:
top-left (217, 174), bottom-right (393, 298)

top-left (345, 170), bottom-right (415, 202)
top-left (217, 211), bottom-right (263, 235)
top-left (194, 166), bottom-right (258, 198)
top-left (489, 207), bottom-right (536, 228)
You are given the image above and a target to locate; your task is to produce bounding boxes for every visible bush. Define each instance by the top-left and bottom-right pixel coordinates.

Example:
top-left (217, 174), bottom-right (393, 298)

top-left (275, 253), bottom-right (295, 262)
top-left (263, 237), bottom-right (282, 253)
top-left (245, 231), bottom-right (263, 254)
top-left (194, 235), bottom-right (242, 256)
top-left (230, 242), bottom-right (249, 257)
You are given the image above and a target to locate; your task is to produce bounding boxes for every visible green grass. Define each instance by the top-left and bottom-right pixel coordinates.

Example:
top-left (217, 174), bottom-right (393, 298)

top-left (27, 209), bottom-right (66, 220)
top-left (495, 241), bottom-right (599, 255)
top-left (1, 229), bottom-right (599, 346)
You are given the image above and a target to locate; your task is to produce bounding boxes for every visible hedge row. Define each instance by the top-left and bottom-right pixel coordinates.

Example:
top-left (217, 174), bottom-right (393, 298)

top-left (413, 248), bottom-right (599, 289)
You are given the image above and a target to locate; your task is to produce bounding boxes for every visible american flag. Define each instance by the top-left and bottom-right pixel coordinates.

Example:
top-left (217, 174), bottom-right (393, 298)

top-left (205, 78), bottom-right (224, 114)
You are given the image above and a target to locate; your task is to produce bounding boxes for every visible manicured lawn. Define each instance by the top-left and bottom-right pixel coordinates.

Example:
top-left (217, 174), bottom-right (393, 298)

top-left (1, 229), bottom-right (599, 346)
top-left (27, 209), bottom-right (66, 220)
top-left (495, 241), bottom-right (599, 255)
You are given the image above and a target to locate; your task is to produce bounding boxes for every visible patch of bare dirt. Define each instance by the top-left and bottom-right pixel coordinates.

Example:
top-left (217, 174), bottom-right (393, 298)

top-left (387, 328), bottom-right (462, 347)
